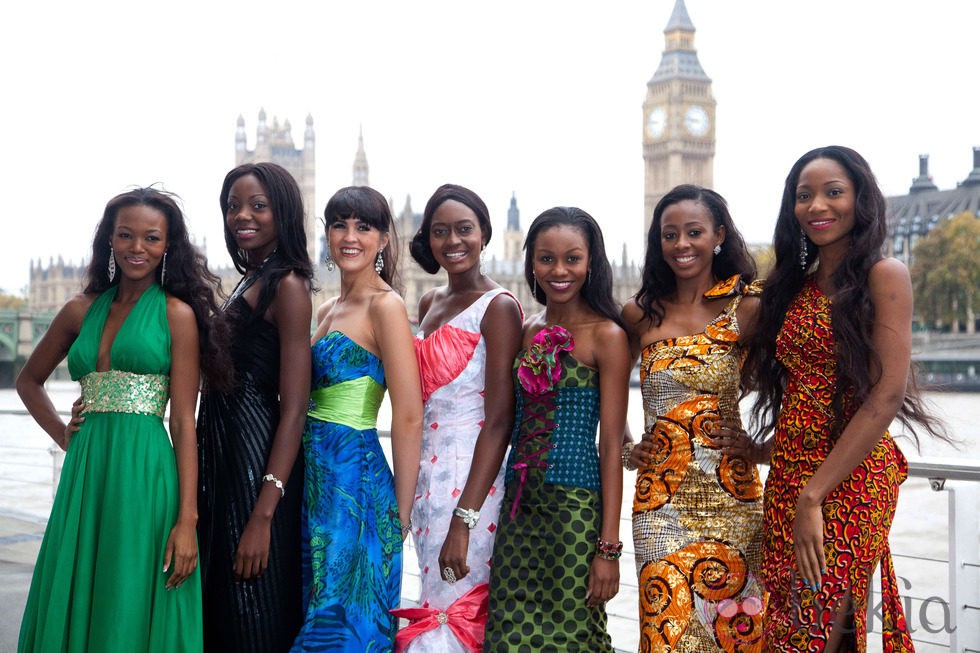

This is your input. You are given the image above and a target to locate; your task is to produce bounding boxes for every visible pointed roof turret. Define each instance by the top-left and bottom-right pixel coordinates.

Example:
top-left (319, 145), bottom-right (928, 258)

top-left (507, 192), bottom-right (520, 231)
top-left (665, 0), bottom-right (695, 32)
top-left (651, 0), bottom-right (709, 83)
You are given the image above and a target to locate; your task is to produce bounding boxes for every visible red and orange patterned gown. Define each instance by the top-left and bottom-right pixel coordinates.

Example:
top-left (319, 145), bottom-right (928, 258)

top-left (762, 278), bottom-right (914, 652)
top-left (633, 276), bottom-right (766, 653)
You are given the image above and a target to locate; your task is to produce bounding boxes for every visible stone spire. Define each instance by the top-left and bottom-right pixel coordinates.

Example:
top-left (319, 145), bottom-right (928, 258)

top-left (353, 126), bottom-right (370, 186)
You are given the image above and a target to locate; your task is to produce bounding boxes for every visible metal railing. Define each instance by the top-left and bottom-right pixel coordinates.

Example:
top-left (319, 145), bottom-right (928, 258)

top-left (1, 420), bottom-right (977, 653)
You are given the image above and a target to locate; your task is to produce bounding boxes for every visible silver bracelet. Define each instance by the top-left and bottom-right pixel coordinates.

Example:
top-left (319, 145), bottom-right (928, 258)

top-left (262, 473), bottom-right (285, 497)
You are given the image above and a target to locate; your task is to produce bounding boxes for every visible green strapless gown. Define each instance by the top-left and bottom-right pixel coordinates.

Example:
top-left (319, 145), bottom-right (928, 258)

top-left (19, 284), bottom-right (203, 653)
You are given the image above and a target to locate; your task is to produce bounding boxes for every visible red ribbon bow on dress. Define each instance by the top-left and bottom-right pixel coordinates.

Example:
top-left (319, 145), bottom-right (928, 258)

top-left (391, 583), bottom-right (489, 653)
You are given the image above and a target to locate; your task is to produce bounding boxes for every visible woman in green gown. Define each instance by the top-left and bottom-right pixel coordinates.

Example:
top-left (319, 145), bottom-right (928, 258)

top-left (16, 188), bottom-right (232, 653)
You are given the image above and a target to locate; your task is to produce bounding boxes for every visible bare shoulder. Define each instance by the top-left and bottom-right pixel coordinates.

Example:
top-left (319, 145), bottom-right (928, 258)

top-left (165, 294), bottom-right (197, 327)
top-left (869, 257), bottom-right (911, 286)
top-left (369, 287), bottom-right (409, 320)
top-left (621, 299), bottom-right (645, 334)
top-left (486, 290), bottom-right (523, 320)
top-left (593, 318), bottom-right (628, 346)
top-left (274, 270), bottom-right (312, 300)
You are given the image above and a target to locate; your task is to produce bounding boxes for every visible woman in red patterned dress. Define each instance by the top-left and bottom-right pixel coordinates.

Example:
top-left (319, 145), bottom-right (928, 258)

top-left (745, 146), bottom-right (947, 652)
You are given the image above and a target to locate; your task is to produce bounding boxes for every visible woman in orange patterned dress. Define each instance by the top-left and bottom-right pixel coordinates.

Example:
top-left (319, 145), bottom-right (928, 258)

top-left (745, 146), bottom-right (947, 652)
top-left (624, 185), bottom-right (768, 653)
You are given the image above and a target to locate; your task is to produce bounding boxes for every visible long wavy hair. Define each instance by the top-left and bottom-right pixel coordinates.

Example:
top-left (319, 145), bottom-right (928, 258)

top-left (219, 162), bottom-right (315, 321)
top-left (633, 184), bottom-right (756, 327)
top-left (84, 187), bottom-right (234, 390)
top-left (410, 183), bottom-right (492, 274)
top-left (324, 186), bottom-right (401, 291)
top-left (745, 145), bottom-right (947, 447)
top-left (523, 206), bottom-right (622, 327)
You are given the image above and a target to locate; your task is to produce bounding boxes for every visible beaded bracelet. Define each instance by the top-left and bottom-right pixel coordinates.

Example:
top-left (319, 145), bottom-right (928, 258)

top-left (596, 538), bottom-right (623, 561)
top-left (400, 520), bottom-right (413, 537)
top-left (621, 441), bottom-right (637, 471)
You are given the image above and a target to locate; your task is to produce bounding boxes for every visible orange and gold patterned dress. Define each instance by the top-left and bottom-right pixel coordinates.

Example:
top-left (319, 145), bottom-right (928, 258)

top-left (762, 279), bottom-right (913, 652)
top-left (633, 276), bottom-right (765, 653)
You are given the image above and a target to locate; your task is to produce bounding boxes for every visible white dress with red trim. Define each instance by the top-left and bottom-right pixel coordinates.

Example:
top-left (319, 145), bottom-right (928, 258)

top-left (395, 288), bottom-right (518, 653)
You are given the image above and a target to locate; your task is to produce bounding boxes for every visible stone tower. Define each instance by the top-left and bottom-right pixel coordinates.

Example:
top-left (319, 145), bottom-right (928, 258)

top-left (235, 110), bottom-right (318, 265)
top-left (642, 0), bottom-right (716, 235)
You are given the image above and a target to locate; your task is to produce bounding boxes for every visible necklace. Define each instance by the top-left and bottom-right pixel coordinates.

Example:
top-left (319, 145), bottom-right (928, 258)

top-left (224, 249), bottom-right (277, 309)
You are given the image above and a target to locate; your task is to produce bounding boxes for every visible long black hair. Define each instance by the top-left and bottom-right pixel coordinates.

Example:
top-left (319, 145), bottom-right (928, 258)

top-left (324, 186), bottom-right (401, 291)
top-left (745, 145), bottom-right (947, 447)
top-left (411, 183), bottom-right (492, 274)
top-left (633, 184), bottom-right (756, 326)
top-left (523, 206), bottom-right (622, 326)
top-left (219, 162), bottom-right (315, 320)
top-left (85, 187), bottom-right (234, 390)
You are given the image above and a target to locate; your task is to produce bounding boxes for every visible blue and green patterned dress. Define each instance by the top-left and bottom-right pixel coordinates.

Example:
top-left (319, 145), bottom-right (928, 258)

top-left (291, 330), bottom-right (402, 652)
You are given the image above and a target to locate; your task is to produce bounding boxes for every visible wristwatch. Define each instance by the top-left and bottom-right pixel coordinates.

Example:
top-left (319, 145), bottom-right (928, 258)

top-left (452, 506), bottom-right (481, 529)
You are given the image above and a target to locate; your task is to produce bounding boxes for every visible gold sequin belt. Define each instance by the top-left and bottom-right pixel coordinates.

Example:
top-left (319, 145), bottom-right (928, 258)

top-left (79, 370), bottom-right (169, 418)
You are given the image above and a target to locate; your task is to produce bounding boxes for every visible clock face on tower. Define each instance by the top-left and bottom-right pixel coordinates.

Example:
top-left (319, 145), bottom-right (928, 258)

top-left (684, 105), bottom-right (710, 137)
top-left (645, 107), bottom-right (666, 139)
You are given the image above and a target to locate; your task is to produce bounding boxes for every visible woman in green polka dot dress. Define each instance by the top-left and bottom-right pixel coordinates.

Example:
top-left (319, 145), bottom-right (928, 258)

top-left (484, 207), bottom-right (631, 652)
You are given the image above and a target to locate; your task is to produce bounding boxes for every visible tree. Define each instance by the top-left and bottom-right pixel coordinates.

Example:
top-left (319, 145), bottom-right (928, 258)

top-left (0, 293), bottom-right (26, 310)
top-left (910, 212), bottom-right (980, 333)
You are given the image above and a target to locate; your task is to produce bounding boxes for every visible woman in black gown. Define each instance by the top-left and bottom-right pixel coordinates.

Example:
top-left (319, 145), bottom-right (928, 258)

top-left (197, 162), bottom-right (314, 652)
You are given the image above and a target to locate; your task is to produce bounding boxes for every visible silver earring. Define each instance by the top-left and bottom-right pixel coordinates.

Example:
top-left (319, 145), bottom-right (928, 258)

top-left (375, 249), bottom-right (384, 274)
top-left (108, 245), bottom-right (116, 282)
top-left (160, 252), bottom-right (167, 287)
top-left (713, 244), bottom-right (722, 256)
top-left (325, 251), bottom-right (335, 272)
top-left (587, 268), bottom-right (592, 285)
top-left (532, 274), bottom-right (537, 297)
top-left (479, 248), bottom-right (486, 275)
top-left (799, 233), bottom-right (809, 270)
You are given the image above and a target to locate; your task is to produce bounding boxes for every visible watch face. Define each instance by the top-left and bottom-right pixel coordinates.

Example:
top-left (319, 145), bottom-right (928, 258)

top-left (684, 105), bottom-right (709, 137)
top-left (646, 107), bottom-right (666, 139)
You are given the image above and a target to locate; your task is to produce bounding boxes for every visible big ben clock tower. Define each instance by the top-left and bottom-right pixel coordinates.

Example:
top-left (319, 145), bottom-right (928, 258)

top-left (643, 0), bottom-right (716, 235)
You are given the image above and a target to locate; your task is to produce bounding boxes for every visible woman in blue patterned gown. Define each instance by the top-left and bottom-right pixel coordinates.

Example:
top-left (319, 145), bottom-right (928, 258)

top-left (291, 186), bottom-right (423, 652)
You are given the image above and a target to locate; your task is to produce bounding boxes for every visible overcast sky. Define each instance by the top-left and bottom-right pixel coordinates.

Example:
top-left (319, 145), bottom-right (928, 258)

top-left (2, 0), bottom-right (978, 295)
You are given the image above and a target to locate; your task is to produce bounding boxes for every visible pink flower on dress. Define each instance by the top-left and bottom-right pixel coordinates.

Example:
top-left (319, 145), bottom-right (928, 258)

top-left (516, 326), bottom-right (574, 395)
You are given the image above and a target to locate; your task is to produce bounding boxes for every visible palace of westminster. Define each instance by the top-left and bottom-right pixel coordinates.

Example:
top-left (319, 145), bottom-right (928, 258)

top-left (21, 0), bottom-right (980, 325)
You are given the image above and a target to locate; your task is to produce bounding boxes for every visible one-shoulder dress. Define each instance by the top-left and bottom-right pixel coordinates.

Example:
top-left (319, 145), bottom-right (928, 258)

top-left (291, 330), bottom-right (401, 652)
top-left (19, 283), bottom-right (203, 653)
top-left (197, 279), bottom-right (304, 653)
top-left (484, 326), bottom-right (613, 653)
top-left (762, 279), bottom-right (913, 652)
top-left (394, 288), bottom-right (514, 653)
top-left (632, 276), bottom-right (765, 653)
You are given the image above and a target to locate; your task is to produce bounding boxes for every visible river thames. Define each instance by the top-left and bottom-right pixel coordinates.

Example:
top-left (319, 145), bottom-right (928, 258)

top-left (0, 383), bottom-right (976, 652)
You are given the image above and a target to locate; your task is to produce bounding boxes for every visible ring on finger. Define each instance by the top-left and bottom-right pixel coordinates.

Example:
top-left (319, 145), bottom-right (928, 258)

top-left (443, 566), bottom-right (456, 584)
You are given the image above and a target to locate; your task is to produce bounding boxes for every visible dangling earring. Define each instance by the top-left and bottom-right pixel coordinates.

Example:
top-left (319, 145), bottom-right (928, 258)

top-left (713, 244), bottom-right (722, 256)
top-left (587, 267), bottom-right (592, 286)
top-left (799, 233), bottom-right (809, 270)
top-left (325, 251), bottom-right (335, 272)
top-left (375, 249), bottom-right (384, 274)
top-left (160, 251), bottom-right (167, 287)
top-left (479, 247), bottom-right (486, 275)
top-left (108, 245), bottom-right (116, 282)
